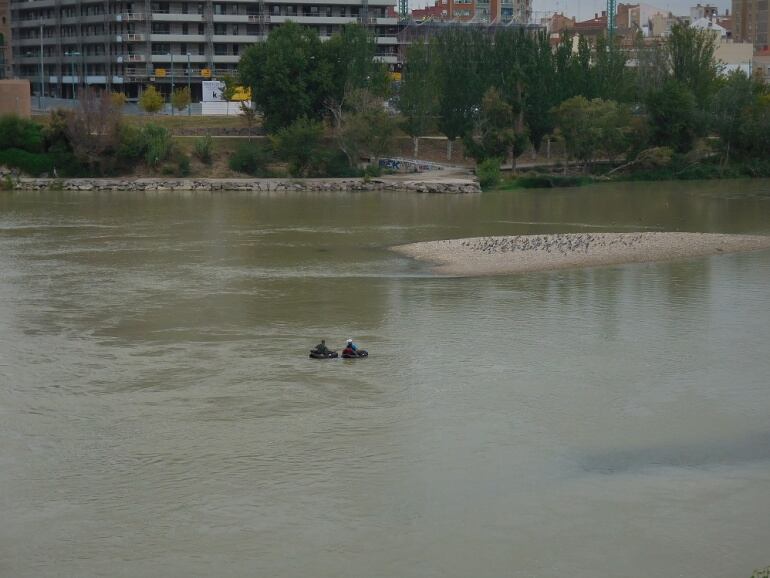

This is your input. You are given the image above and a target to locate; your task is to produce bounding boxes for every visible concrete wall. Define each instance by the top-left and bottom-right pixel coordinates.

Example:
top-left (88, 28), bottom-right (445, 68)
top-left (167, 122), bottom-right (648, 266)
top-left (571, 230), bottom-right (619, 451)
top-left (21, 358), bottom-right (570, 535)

top-left (0, 79), bottom-right (31, 117)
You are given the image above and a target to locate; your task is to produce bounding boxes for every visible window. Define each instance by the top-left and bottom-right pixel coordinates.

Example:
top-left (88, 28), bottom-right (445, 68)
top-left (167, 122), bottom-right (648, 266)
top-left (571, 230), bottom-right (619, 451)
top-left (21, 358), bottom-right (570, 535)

top-left (214, 23), bottom-right (226, 35)
top-left (182, 23), bottom-right (188, 34)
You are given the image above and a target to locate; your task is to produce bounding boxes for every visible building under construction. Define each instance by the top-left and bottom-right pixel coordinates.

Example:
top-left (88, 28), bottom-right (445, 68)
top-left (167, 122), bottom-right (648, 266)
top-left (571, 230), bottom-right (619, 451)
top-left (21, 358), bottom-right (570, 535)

top-left (10, 0), bottom-right (399, 100)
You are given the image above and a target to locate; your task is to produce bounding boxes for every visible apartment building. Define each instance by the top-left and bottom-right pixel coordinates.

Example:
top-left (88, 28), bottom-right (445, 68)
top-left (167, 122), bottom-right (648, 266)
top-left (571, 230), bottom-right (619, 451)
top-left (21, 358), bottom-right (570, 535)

top-left (10, 0), bottom-right (399, 100)
top-left (1, 0), bottom-right (10, 78)
top-left (733, 0), bottom-right (769, 48)
top-left (410, 0), bottom-right (531, 23)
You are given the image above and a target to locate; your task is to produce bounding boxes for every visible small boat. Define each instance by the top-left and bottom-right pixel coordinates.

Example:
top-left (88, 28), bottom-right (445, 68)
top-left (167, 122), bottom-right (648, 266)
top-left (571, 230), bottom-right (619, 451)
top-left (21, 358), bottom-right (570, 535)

top-left (309, 350), bottom-right (338, 359)
top-left (342, 350), bottom-right (368, 359)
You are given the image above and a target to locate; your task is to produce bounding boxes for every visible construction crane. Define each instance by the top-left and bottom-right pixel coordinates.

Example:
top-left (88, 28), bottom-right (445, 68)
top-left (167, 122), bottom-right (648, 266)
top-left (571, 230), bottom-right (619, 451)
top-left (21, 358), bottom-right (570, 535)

top-left (607, 0), bottom-right (616, 39)
top-left (399, 0), bottom-right (409, 21)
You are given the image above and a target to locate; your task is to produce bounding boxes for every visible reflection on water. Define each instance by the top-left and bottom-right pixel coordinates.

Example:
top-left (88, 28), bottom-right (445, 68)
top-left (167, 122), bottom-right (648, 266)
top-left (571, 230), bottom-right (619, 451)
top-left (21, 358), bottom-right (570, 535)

top-left (1, 180), bottom-right (770, 578)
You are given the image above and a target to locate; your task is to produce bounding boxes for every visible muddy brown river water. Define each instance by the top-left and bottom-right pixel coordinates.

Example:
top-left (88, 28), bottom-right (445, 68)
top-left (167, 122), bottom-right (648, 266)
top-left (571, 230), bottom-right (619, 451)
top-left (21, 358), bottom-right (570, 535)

top-left (1, 180), bottom-right (769, 577)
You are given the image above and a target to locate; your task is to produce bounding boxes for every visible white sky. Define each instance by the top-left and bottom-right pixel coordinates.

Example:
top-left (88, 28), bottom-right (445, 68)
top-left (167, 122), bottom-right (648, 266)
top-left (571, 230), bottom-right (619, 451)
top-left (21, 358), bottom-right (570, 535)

top-left (408, 0), bottom-right (731, 22)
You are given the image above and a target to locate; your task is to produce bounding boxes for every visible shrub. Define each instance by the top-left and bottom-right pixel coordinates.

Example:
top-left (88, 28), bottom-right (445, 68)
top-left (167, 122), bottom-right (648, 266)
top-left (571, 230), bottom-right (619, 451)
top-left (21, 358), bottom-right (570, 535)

top-left (270, 117), bottom-right (324, 177)
top-left (228, 142), bottom-right (272, 176)
top-left (139, 85), bottom-right (165, 114)
top-left (143, 124), bottom-right (172, 167)
top-left (117, 124), bottom-right (147, 162)
top-left (0, 148), bottom-right (54, 176)
top-left (1, 175), bottom-right (14, 190)
top-left (476, 158), bottom-right (501, 190)
top-left (193, 135), bottom-right (213, 164)
top-left (173, 151), bottom-right (191, 177)
top-left (0, 115), bottom-right (44, 152)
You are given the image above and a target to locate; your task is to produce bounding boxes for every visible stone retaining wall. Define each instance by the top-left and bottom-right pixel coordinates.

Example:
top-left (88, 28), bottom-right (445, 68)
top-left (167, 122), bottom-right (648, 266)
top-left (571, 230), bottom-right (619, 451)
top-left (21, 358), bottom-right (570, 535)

top-left (6, 177), bottom-right (481, 194)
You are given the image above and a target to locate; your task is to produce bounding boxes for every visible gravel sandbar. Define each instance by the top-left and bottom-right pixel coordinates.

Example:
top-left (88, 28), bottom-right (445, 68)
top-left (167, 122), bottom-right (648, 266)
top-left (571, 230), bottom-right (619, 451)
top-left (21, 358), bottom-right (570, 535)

top-left (392, 232), bottom-right (770, 276)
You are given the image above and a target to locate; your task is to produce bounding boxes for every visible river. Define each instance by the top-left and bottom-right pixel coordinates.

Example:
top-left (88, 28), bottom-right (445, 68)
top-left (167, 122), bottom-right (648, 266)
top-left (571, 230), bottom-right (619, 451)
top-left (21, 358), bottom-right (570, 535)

top-left (1, 180), bottom-right (769, 578)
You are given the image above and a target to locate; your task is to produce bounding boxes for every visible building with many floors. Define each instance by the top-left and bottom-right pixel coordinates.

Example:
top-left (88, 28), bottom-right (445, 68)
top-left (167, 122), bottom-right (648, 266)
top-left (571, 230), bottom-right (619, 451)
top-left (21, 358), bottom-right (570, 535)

top-left (733, 0), bottom-right (770, 48)
top-left (410, 0), bottom-right (531, 24)
top-left (10, 0), bottom-right (400, 100)
top-left (1, 0), bottom-right (10, 78)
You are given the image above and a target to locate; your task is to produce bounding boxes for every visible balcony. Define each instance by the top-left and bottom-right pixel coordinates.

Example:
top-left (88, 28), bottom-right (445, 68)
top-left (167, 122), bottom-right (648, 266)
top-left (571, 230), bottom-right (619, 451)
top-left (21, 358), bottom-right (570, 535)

top-left (150, 12), bottom-right (205, 22)
top-left (116, 54), bottom-right (146, 63)
top-left (115, 13), bottom-right (146, 22)
top-left (115, 33), bottom-right (146, 42)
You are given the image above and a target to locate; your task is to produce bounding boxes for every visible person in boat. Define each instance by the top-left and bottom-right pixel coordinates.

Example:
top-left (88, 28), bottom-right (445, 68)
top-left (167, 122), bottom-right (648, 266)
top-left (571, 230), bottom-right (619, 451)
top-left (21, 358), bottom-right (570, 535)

top-left (346, 338), bottom-right (358, 352)
top-left (313, 339), bottom-right (330, 355)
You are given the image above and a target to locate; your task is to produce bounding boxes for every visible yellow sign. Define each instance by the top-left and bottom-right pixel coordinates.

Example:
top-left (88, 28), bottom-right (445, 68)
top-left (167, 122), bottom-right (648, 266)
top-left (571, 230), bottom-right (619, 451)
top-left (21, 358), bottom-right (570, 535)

top-left (231, 86), bottom-right (252, 101)
top-left (154, 68), bottom-right (166, 77)
top-left (201, 68), bottom-right (211, 78)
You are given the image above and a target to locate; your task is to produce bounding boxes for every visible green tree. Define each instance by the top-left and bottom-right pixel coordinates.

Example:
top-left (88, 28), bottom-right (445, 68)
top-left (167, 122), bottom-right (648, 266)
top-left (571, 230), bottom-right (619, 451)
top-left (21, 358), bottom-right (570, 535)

top-left (329, 89), bottom-right (397, 168)
top-left (464, 87), bottom-right (515, 163)
top-left (646, 80), bottom-right (699, 153)
top-left (239, 101), bottom-right (258, 141)
top-left (711, 71), bottom-right (754, 165)
top-left (667, 23), bottom-right (720, 106)
top-left (323, 24), bottom-right (389, 103)
top-left (238, 22), bottom-right (331, 132)
top-left (139, 85), bottom-right (165, 114)
top-left (171, 86), bottom-right (191, 112)
top-left (399, 41), bottom-right (437, 157)
top-left (433, 28), bottom-right (488, 160)
top-left (553, 96), bottom-right (630, 171)
top-left (270, 116), bottom-right (325, 176)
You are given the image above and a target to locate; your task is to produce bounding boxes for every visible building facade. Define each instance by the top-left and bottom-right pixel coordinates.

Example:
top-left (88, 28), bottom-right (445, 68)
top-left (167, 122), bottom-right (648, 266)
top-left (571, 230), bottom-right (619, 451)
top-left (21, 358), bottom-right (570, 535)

top-left (10, 0), bottom-right (399, 100)
top-left (410, 0), bottom-right (530, 23)
top-left (1, 0), bottom-right (10, 78)
top-left (733, 0), bottom-right (769, 48)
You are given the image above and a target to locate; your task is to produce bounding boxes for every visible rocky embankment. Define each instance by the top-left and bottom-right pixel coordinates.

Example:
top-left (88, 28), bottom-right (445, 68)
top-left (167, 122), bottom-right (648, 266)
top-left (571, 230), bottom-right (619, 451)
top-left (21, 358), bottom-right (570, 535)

top-left (392, 232), bottom-right (770, 276)
top-left (5, 177), bottom-right (481, 194)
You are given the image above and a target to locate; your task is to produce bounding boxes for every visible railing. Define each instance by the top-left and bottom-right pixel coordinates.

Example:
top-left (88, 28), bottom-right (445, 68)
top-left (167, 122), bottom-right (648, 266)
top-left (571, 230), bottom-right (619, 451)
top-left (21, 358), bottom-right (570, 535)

top-left (116, 54), bottom-right (146, 63)
top-left (115, 33), bottom-right (146, 42)
top-left (114, 12), bottom-right (145, 21)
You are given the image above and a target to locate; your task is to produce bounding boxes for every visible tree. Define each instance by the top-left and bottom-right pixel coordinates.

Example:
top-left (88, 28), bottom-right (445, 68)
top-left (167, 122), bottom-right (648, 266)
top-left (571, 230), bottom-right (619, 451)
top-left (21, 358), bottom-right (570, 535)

top-left (328, 88), bottom-right (397, 168)
top-left (110, 92), bottom-right (127, 108)
top-left (553, 96), bottom-right (630, 171)
top-left (65, 88), bottom-right (121, 173)
top-left (239, 101), bottom-right (258, 141)
top-left (238, 22), bottom-right (331, 132)
top-left (667, 23), bottom-right (720, 106)
top-left (171, 86), bottom-right (191, 112)
top-left (270, 116), bottom-right (324, 176)
top-left (323, 24), bottom-right (389, 103)
top-left (464, 88), bottom-right (515, 163)
top-left (399, 41), bottom-right (437, 157)
top-left (433, 28), bottom-right (488, 160)
top-left (646, 80), bottom-right (700, 153)
top-left (139, 85), bottom-right (164, 114)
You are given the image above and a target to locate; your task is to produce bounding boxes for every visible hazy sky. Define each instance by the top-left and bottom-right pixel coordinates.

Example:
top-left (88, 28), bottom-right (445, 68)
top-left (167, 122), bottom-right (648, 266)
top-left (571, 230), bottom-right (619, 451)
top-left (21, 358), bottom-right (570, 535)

top-left (409, 0), bottom-right (731, 21)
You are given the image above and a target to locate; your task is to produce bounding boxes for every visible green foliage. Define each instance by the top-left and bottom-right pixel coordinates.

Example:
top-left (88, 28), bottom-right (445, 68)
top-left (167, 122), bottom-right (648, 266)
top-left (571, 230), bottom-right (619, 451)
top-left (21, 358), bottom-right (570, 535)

top-left (476, 158), bottom-right (501, 190)
top-left (323, 24), bottom-right (389, 102)
top-left (110, 92), bottom-right (128, 108)
top-left (0, 115), bottom-right (44, 152)
top-left (139, 86), bottom-right (165, 114)
top-left (142, 124), bottom-right (172, 167)
top-left (554, 96), bottom-right (631, 168)
top-left (465, 88), bottom-right (516, 162)
top-left (170, 86), bottom-right (191, 112)
top-left (238, 22), bottom-right (330, 132)
top-left (41, 109), bottom-right (71, 153)
top-left (193, 135), bottom-right (213, 164)
top-left (228, 142), bottom-right (272, 176)
top-left (646, 80), bottom-right (699, 153)
top-left (117, 124), bottom-right (147, 162)
top-left (400, 41), bottom-right (437, 142)
top-left (0, 148), bottom-right (54, 176)
top-left (1, 175), bottom-right (14, 190)
top-left (270, 117), bottom-right (325, 177)
top-left (667, 23), bottom-right (720, 106)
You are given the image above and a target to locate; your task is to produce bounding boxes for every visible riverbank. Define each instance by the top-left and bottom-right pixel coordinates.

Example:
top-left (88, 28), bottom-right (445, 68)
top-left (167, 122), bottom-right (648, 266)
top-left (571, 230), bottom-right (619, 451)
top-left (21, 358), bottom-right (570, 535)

top-left (392, 233), bottom-right (770, 276)
top-left (4, 174), bottom-right (481, 194)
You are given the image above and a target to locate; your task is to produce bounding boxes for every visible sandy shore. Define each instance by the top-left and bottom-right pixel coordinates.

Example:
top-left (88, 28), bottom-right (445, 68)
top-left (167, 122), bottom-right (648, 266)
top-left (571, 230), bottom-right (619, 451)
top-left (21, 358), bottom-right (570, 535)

top-left (391, 232), bottom-right (770, 276)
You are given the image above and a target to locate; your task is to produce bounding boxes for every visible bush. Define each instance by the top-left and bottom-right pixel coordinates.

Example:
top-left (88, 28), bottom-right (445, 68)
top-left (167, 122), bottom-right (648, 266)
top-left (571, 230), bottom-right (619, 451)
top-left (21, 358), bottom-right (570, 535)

top-left (173, 151), bottom-right (191, 177)
top-left (116, 124), bottom-right (147, 162)
top-left (228, 142), bottom-right (272, 176)
top-left (0, 115), bottom-right (44, 152)
top-left (1, 175), bottom-right (14, 190)
top-left (0, 148), bottom-right (54, 176)
top-left (193, 135), bottom-right (213, 164)
top-left (476, 158), bottom-right (501, 190)
top-left (143, 124), bottom-right (172, 167)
